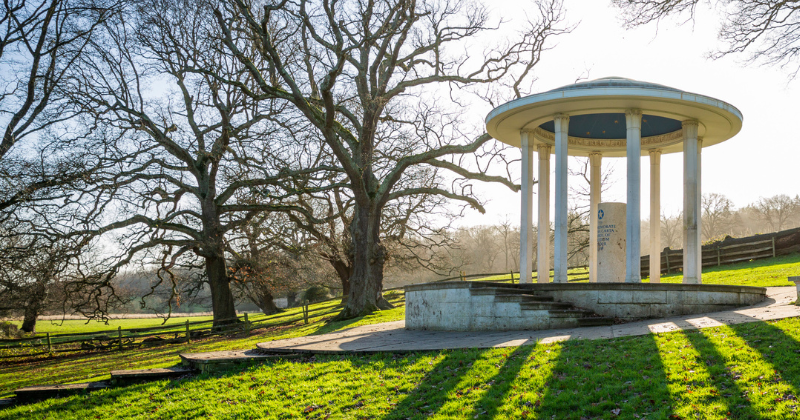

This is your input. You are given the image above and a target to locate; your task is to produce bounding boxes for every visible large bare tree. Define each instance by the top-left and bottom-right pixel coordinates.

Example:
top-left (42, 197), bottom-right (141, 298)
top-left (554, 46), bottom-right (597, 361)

top-left (63, 0), bottom-right (335, 326)
top-left (0, 0), bottom-right (118, 159)
top-left (212, 0), bottom-right (570, 318)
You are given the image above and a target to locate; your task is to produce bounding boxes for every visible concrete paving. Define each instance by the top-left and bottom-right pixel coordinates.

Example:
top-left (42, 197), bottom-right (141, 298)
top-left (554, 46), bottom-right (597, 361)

top-left (256, 286), bottom-right (800, 353)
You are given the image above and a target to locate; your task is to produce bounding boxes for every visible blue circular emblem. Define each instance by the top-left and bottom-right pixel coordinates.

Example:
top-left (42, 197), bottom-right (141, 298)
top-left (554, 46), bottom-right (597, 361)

top-left (598, 209), bottom-right (604, 220)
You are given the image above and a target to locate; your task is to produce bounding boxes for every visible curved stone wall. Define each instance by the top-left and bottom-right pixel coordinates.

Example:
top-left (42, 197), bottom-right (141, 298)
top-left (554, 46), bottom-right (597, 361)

top-left (404, 282), bottom-right (767, 331)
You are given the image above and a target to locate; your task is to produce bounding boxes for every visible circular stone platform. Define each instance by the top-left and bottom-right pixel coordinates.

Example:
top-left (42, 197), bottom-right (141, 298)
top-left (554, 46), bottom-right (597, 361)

top-left (254, 287), bottom-right (796, 354)
top-left (404, 281), bottom-right (766, 331)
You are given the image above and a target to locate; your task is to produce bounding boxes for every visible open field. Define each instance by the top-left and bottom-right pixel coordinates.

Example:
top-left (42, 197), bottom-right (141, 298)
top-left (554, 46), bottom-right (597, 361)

top-left (3, 317), bottom-right (800, 419)
top-left (649, 253), bottom-right (800, 287)
top-left (2, 255), bottom-right (800, 418)
top-left (0, 296), bottom-right (406, 398)
top-left (478, 253), bottom-right (800, 287)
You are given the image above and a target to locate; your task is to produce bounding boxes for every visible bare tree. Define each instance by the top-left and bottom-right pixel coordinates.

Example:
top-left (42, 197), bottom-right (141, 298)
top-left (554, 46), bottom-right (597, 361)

top-left (701, 192), bottom-right (736, 240)
top-left (614, 0), bottom-right (800, 78)
top-left (0, 0), bottom-right (118, 159)
top-left (661, 212), bottom-right (682, 249)
top-left (211, 0), bottom-right (571, 318)
top-left (751, 194), bottom-right (800, 232)
top-left (62, 0), bottom-right (335, 326)
top-left (495, 215), bottom-right (519, 272)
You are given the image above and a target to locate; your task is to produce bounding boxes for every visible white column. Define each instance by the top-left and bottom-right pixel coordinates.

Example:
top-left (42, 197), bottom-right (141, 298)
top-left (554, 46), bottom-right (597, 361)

top-left (553, 114), bottom-right (569, 283)
top-left (589, 152), bottom-right (602, 283)
top-left (625, 109), bottom-right (642, 283)
top-left (697, 137), bottom-right (703, 283)
top-left (649, 149), bottom-right (662, 283)
top-left (519, 132), bottom-right (534, 284)
top-left (683, 121), bottom-right (701, 284)
top-left (537, 144), bottom-right (551, 283)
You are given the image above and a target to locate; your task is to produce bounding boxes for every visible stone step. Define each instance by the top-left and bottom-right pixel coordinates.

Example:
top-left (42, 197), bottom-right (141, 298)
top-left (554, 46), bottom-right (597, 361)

top-left (578, 317), bottom-right (615, 327)
top-left (519, 301), bottom-right (574, 310)
top-left (494, 295), bottom-right (555, 304)
top-left (0, 398), bottom-right (15, 408)
top-left (110, 367), bottom-right (195, 386)
top-left (180, 349), bottom-right (300, 373)
top-left (14, 381), bottom-right (111, 404)
top-left (470, 287), bottom-right (540, 296)
top-left (548, 309), bottom-right (593, 318)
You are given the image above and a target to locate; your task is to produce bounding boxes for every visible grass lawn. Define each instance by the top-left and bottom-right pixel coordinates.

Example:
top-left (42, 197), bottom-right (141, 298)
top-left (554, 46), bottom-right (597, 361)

top-left (17, 316), bottom-right (214, 335)
top-left (0, 297), bottom-right (407, 399)
top-left (646, 253), bottom-right (800, 287)
top-left (4, 317), bottom-right (800, 419)
top-left (3, 254), bottom-right (800, 418)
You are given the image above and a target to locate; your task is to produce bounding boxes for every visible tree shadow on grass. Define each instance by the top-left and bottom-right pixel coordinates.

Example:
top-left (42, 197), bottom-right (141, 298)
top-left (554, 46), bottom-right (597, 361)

top-left (728, 319), bottom-right (800, 410)
top-left (681, 329), bottom-right (764, 419)
top-left (382, 349), bottom-right (489, 419)
top-left (537, 334), bottom-right (674, 419)
top-left (471, 343), bottom-right (537, 418)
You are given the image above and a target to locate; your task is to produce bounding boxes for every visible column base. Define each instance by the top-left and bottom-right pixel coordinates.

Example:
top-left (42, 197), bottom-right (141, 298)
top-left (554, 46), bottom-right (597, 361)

top-left (624, 276), bottom-right (641, 284)
top-left (682, 276), bottom-right (701, 284)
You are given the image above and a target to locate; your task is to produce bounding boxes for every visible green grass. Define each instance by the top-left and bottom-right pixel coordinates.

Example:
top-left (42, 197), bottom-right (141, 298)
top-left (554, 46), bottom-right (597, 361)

top-left (646, 253), bottom-right (800, 287)
top-left (5, 317), bottom-right (800, 419)
top-left (4, 255), bottom-right (800, 418)
top-left (15, 316), bottom-right (214, 335)
top-left (0, 297), bottom-right (406, 398)
top-left (478, 266), bottom-right (590, 283)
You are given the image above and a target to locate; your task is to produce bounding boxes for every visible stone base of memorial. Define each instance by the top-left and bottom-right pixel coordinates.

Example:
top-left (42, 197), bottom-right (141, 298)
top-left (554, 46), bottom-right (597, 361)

top-left (404, 281), bottom-right (767, 331)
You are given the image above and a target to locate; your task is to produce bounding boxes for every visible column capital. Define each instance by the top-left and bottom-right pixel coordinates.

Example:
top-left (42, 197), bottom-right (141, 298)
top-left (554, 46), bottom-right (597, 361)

top-left (537, 143), bottom-right (552, 156)
top-left (625, 108), bottom-right (643, 117)
top-left (553, 113), bottom-right (570, 121)
top-left (625, 109), bottom-right (642, 128)
top-left (682, 119), bottom-right (699, 129)
top-left (588, 151), bottom-right (603, 158)
top-left (648, 149), bottom-right (662, 157)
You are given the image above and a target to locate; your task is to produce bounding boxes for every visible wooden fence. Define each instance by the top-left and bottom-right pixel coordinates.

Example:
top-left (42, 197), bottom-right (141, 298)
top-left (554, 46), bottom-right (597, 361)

top-left (641, 226), bottom-right (800, 276)
top-left (0, 300), bottom-right (374, 359)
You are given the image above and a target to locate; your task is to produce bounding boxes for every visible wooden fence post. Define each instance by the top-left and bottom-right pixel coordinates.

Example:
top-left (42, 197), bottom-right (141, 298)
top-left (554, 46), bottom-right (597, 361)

top-left (665, 249), bottom-right (670, 273)
top-left (46, 332), bottom-right (51, 353)
top-left (244, 313), bottom-right (250, 334)
top-left (117, 326), bottom-right (123, 351)
top-left (185, 320), bottom-right (191, 344)
top-left (773, 237), bottom-right (777, 258)
top-left (303, 300), bottom-right (309, 325)
top-left (717, 246), bottom-right (721, 266)
top-left (510, 270), bottom-right (514, 284)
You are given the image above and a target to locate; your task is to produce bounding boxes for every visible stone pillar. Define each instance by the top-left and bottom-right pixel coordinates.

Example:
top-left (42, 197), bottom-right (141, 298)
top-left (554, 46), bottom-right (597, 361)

top-left (589, 152), bottom-right (602, 283)
top-left (649, 149), bottom-right (662, 283)
top-left (597, 202), bottom-right (627, 283)
top-left (625, 109), bottom-right (642, 283)
top-left (519, 132), bottom-right (534, 284)
top-left (682, 121), bottom-right (701, 284)
top-left (553, 114), bottom-right (569, 283)
top-left (697, 138), bottom-right (703, 283)
top-left (537, 144), bottom-right (551, 283)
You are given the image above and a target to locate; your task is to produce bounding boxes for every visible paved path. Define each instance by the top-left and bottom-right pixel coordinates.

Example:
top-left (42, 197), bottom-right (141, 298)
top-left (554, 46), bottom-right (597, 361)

top-left (257, 286), bottom-right (800, 354)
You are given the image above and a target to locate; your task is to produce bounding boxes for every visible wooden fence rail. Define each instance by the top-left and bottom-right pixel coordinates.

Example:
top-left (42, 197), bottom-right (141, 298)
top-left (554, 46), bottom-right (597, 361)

top-left (641, 226), bottom-right (800, 276)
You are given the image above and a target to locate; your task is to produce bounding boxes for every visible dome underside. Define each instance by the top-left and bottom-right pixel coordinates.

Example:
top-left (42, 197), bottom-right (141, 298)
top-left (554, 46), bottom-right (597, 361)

top-left (539, 113), bottom-right (682, 139)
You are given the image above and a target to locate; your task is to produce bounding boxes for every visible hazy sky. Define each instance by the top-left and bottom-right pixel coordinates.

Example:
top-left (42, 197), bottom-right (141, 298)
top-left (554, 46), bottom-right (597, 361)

top-left (459, 0), bottom-right (799, 227)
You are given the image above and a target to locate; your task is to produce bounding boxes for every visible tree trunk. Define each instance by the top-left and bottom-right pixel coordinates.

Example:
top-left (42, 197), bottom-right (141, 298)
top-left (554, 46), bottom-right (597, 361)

top-left (20, 283), bottom-right (46, 333)
top-left (206, 253), bottom-right (239, 327)
top-left (255, 289), bottom-right (281, 315)
top-left (330, 258), bottom-right (352, 305)
top-left (20, 302), bottom-right (40, 333)
top-left (335, 204), bottom-right (393, 319)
